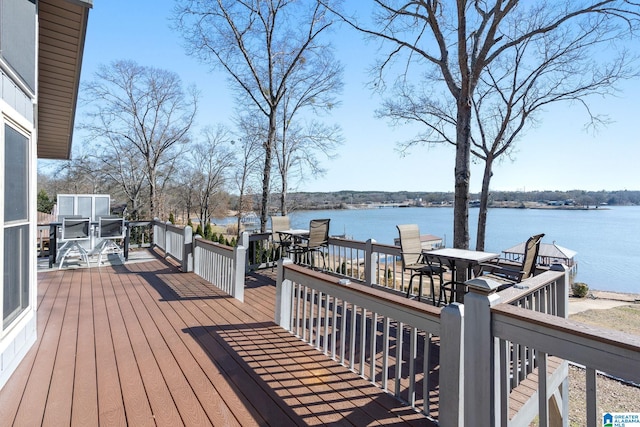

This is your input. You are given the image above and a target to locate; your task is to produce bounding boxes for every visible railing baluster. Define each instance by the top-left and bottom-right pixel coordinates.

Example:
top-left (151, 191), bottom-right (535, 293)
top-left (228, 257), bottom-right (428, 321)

top-left (423, 332), bottom-right (431, 416)
top-left (315, 290), bottom-right (322, 350)
top-left (340, 300), bottom-right (347, 364)
top-left (323, 293), bottom-right (330, 354)
top-left (295, 282), bottom-right (302, 338)
top-left (395, 321), bottom-right (403, 397)
top-left (369, 312), bottom-right (377, 383)
top-left (382, 316), bottom-right (390, 392)
top-left (359, 307), bottom-right (366, 376)
top-left (408, 326), bottom-right (417, 407)
top-left (349, 303), bottom-right (357, 371)
top-left (331, 296), bottom-right (338, 359)
top-left (586, 367), bottom-right (597, 427)
top-left (499, 339), bottom-right (509, 427)
top-left (302, 286), bottom-right (309, 342)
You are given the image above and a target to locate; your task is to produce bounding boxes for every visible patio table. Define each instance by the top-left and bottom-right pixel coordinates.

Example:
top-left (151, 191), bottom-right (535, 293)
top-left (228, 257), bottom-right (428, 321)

top-left (426, 248), bottom-right (499, 303)
top-left (277, 229), bottom-right (310, 262)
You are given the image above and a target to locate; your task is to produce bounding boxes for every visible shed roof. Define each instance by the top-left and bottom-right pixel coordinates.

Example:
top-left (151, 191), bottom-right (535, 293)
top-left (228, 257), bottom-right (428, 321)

top-left (503, 242), bottom-right (577, 261)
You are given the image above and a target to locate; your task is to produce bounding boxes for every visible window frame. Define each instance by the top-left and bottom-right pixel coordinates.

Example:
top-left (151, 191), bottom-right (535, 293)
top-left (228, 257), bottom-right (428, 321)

top-left (1, 111), bottom-right (34, 336)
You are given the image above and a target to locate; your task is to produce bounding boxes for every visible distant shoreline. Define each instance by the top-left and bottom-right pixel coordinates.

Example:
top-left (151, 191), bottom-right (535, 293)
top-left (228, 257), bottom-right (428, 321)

top-left (300, 202), bottom-right (613, 211)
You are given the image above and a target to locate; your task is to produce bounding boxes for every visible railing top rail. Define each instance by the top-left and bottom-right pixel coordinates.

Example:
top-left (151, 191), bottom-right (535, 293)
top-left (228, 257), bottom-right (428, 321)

top-left (128, 220), bottom-right (152, 227)
top-left (327, 236), bottom-right (367, 250)
top-left (371, 241), bottom-right (399, 252)
top-left (283, 262), bottom-right (441, 331)
top-left (165, 222), bottom-right (185, 233)
top-left (492, 303), bottom-right (640, 354)
top-left (248, 231), bottom-right (270, 241)
top-left (194, 236), bottom-right (234, 253)
top-left (497, 269), bottom-right (565, 305)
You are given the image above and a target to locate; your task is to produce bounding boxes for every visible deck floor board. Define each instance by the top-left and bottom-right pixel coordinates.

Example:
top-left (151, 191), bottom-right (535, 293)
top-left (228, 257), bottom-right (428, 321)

top-left (0, 253), bottom-right (435, 426)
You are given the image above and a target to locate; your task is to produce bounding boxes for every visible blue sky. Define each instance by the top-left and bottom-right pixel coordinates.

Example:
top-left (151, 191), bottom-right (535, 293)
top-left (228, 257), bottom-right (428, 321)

top-left (74, 0), bottom-right (640, 193)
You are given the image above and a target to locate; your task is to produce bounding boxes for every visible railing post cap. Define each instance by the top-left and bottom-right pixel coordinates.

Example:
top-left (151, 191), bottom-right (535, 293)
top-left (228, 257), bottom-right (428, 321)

top-left (465, 277), bottom-right (501, 294)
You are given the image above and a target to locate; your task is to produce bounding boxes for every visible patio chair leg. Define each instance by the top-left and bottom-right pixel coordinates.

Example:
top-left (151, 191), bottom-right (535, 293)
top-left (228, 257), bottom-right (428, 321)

top-left (429, 275), bottom-right (438, 306)
top-left (406, 275), bottom-right (415, 299)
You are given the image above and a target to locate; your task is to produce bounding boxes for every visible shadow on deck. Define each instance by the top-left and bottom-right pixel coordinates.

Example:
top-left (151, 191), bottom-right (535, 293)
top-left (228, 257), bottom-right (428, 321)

top-left (0, 251), bottom-right (434, 426)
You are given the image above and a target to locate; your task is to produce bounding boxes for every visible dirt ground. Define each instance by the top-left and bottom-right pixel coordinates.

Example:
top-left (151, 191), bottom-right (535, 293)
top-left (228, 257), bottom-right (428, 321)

top-left (565, 304), bottom-right (640, 426)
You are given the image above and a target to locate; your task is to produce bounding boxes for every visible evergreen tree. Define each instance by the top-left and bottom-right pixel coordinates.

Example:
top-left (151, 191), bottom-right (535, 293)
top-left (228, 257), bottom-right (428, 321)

top-left (37, 189), bottom-right (55, 213)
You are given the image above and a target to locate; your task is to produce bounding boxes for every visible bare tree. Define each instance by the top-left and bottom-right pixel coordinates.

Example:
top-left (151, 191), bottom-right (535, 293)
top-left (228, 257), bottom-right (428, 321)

top-left (82, 60), bottom-right (197, 219)
top-left (275, 118), bottom-right (342, 214)
top-left (185, 125), bottom-right (236, 226)
top-left (174, 0), bottom-right (341, 231)
top-left (89, 135), bottom-right (148, 220)
top-left (325, 0), bottom-right (640, 249)
top-left (273, 39), bottom-right (343, 214)
top-left (42, 151), bottom-right (113, 197)
top-left (274, 45), bottom-right (344, 214)
top-left (233, 114), bottom-right (266, 237)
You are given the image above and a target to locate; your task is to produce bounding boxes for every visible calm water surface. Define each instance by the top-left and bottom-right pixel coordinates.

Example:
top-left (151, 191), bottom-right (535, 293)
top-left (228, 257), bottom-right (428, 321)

top-left (282, 206), bottom-right (640, 294)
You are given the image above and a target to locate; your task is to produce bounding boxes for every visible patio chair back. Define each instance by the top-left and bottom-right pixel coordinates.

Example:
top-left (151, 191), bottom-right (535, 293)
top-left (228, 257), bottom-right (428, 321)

top-left (396, 224), bottom-right (422, 268)
top-left (61, 217), bottom-right (91, 241)
top-left (308, 219), bottom-right (330, 249)
top-left (521, 233), bottom-right (545, 280)
top-left (98, 216), bottom-right (125, 239)
top-left (270, 215), bottom-right (291, 241)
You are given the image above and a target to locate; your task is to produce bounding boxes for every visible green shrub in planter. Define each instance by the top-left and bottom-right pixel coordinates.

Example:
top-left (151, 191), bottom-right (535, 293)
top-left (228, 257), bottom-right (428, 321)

top-left (572, 282), bottom-right (589, 298)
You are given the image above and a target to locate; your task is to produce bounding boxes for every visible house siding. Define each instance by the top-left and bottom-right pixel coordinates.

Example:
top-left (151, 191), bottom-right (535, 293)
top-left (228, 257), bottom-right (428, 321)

top-left (0, 0), bottom-right (37, 390)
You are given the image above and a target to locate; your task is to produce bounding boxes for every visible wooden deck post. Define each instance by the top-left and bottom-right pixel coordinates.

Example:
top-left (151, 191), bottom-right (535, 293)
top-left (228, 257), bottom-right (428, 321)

top-left (439, 302), bottom-right (464, 427)
top-left (165, 221), bottom-right (172, 257)
top-left (550, 263), bottom-right (570, 427)
top-left (464, 277), bottom-right (502, 427)
top-left (240, 231), bottom-right (250, 273)
top-left (275, 258), bottom-right (294, 330)
top-left (551, 264), bottom-right (570, 319)
top-left (233, 244), bottom-right (246, 302)
top-left (182, 225), bottom-right (193, 272)
top-left (364, 239), bottom-right (376, 285)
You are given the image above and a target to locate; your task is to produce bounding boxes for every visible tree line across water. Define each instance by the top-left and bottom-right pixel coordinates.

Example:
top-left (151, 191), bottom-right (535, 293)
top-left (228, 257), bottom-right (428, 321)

top-left (284, 190), bottom-right (640, 211)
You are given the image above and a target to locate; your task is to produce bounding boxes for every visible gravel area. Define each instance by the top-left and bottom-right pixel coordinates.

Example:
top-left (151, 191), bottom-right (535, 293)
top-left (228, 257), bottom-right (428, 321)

top-left (566, 304), bottom-right (640, 426)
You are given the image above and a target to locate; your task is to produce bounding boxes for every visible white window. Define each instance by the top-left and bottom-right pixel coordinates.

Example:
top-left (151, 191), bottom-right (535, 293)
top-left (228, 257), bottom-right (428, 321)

top-left (2, 124), bottom-right (30, 329)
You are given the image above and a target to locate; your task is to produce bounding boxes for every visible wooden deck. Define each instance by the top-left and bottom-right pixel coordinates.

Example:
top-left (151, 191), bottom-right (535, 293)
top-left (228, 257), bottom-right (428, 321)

top-left (0, 252), bottom-right (434, 426)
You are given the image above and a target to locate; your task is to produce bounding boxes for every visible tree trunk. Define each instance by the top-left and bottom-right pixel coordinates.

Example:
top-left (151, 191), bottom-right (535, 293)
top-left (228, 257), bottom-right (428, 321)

top-left (280, 174), bottom-right (288, 215)
top-left (149, 181), bottom-right (157, 220)
top-left (476, 156), bottom-right (493, 251)
top-left (453, 101), bottom-right (472, 249)
top-left (260, 110), bottom-right (276, 232)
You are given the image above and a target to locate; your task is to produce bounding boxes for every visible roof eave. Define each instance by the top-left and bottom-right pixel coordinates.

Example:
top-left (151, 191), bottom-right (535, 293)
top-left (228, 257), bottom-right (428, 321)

top-left (37, 0), bottom-right (92, 160)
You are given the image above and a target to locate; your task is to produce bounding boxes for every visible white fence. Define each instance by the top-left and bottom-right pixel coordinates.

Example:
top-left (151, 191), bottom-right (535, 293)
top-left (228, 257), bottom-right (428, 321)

top-left (242, 232), bottom-right (415, 292)
top-left (193, 237), bottom-right (246, 302)
top-left (152, 220), bottom-right (246, 301)
top-left (154, 226), bottom-right (640, 426)
top-left (274, 258), bottom-right (462, 422)
top-left (275, 260), bottom-right (640, 427)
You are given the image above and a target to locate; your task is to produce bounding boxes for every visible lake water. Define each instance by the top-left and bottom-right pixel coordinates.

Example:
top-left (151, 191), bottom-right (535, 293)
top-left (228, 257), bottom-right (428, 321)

top-left (279, 206), bottom-right (640, 294)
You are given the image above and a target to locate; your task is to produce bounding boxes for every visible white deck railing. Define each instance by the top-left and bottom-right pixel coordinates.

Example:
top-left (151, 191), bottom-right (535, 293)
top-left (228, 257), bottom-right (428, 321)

top-left (152, 220), bottom-right (246, 301)
top-left (193, 237), bottom-right (246, 302)
top-left (242, 232), bottom-right (414, 293)
top-left (492, 303), bottom-right (640, 427)
top-left (275, 259), bottom-right (464, 424)
top-left (464, 266), bottom-right (640, 427)
top-left (158, 228), bottom-right (640, 426)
